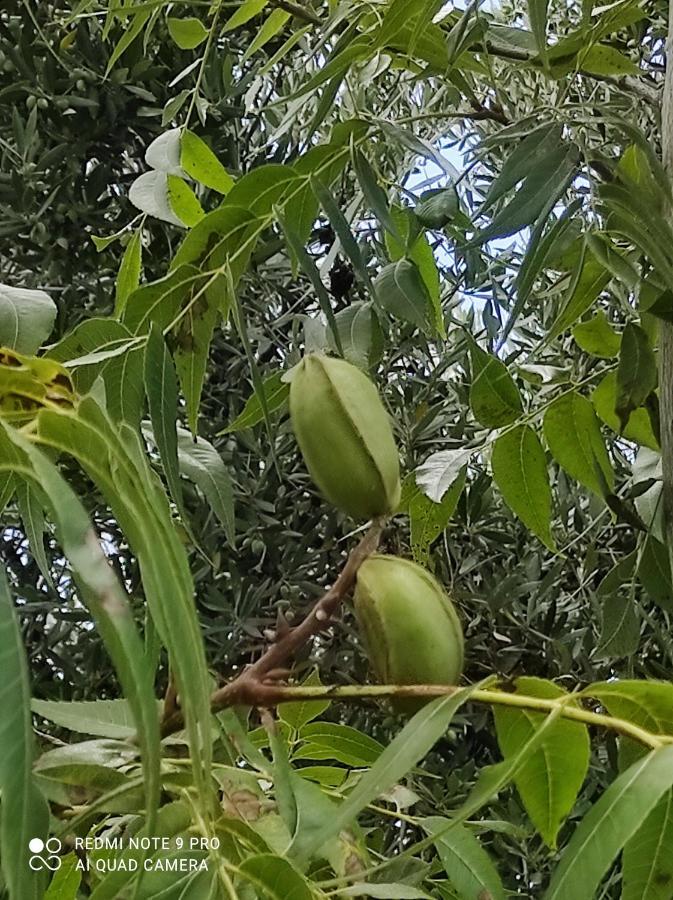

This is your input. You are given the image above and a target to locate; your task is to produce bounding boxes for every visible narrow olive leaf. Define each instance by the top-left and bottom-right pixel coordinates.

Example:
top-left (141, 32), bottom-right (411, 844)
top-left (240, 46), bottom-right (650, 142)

top-left (167, 16), bottom-right (208, 49)
top-left (276, 208), bottom-right (342, 354)
top-left (239, 854), bottom-right (313, 900)
top-left (16, 479), bottom-right (53, 589)
top-left (491, 425), bottom-right (556, 551)
top-left (547, 250), bottom-right (610, 342)
top-left (616, 323), bottom-right (657, 432)
top-left (543, 392), bottom-right (614, 497)
top-left (374, 258), bottom-right (435, 335)
top-left (493, 677), bottom-right (590, 848)
top-left (172, 275), bottom-right (219, 433)
top-left (0, 569), bottom-right (50, 900)
top-left (423, 817), bottom-right (505, 900)
top-left (222, 0), bottom-right (269, 33)
top-left (176, 426), bottom-right (235, 547)
top-left (592, 372), bottom-right (659, 450)
top-left (544, 745), bottom-right (673, 900)
top-left (573, 310), bottom-right (621, 358)
top-left (311, 176), bottom-right (373, 292)
top-left (352, 149), bottom-right (400, 241)
top-left (294, 689), bottom-right (475, 863)
top-left (482, 125), bottom-right (562, 210)
top-left (0, 471), bottom-right (14, 516)
top-left (221, 372), bottom-right (289, 433)
top-left (180, 129), bottom-right (234, 195)
top-left (144, 325), bottom-right (185, 519)
top-left (638, 536), bottom-right (673, 613)
top-left (242, 7), bottom-right (290, 61)
top-left (528, 0), bottom-right (549, 58)
top-left (115, 229), bottom-right (142, 316)
top-left (469, 343), bottom-right (522, 428)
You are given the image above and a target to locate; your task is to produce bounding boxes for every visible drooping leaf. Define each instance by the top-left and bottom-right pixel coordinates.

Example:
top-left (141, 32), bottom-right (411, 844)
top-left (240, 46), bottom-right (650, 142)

top-left (469, 344), bottom-right (522, 428)
top-left (180, 129), bottom-right (234, 194)
top-left (176, 426), bottom-right (235, 547)
top-left (172, 275), bottom-right (219, 433)
top-left (0, 569), bottom-right (49, 900)
top-left (167, 16), bottom-right (208, 49)
top-left (543, 391), bottom-right (614, 496)
top-left (638, 536), bottom-right (673, 613)
top-left (423, 817), bottom-right (505, 899)
top-left (491, 425), bottom-right (556, 550)
top-left (0, 283), bottom-right (57, 354)
top-left (573, 310), bottom-right (621, 358)
top-left (493, 677), bottom-right (589, 848)
top-left (115, 229), bottom-right (142, 316)
top-left (547, 247), bottom-right (610, 341)
top-left (374, 258), bottom-right (435, 335)
top-left (352, 149), bottom-right (400, 242)
top-left (615, 323), bottom-right (657, 432)
top-left (482, 125), bottom-right (562, 210)
top-left (17, 479), bottom-right (53, 589)
top-left (527, 0), bottom-right (549, 58)
top-left (544, 745), bottom-right (673, 900)
top-left (592, 372), bottom-right (659, 450)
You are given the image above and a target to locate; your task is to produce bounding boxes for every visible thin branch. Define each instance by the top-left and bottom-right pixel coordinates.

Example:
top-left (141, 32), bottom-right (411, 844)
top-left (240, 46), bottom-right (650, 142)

top-left (216, 683), bottom-right (670, 750)
top-left (270, 0), bottom-right (322, 26)
top-left (160, 521), bottom-right (384, 736)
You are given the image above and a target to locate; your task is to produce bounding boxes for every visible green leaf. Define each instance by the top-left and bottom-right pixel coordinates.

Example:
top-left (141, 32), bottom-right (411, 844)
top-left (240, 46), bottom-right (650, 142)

top-left (327, 302), bottom-right (383, 369)
top-left (239, 854), bottom-right (313, 899)
top-left (293, 689), bottom-right (475, 863)
top-left (115, 229), bottom-right (142, 316)
top-left (547, 248), bottom-right (610, 341)
top-left (295, 722), bottom-right (383, 766)
top-left (543, 391), bottom-right (614, 496)
top-left (598, 591), bottom-right (640, 659)
top-left (17, 479), bottom-right (53, 589)
top-left (402, 468), bottom-right (466, 566)
top-left (180, 129), bottom-right (234, 194)
top-left (129, 170), bottom-right (184, 227)
top-left (415, 187), bottom-right (459, 228)
top-left (638, 536), bottom-right (673, 613)
top-left (385, 206), bottom-right (443, 337)
top-left (242, 7), bottom-right (291, 61)
top-left (493, 677), bottom-right (589, 848)
top-left (172, 275), bottom-right (219, 432)
top-left (622, 791), bottom-right (673, 900)
top-left (491, 425), bottom-right (556, 551)
top-left (588, 680), bottom-right (673, 740)
top-left (144, 325), bottom-right (185, 518)
top-left (223, 0), bottom-right (269, 33)
top-left (0, 283), bottom-right (57, 354)
top-left (581, 43), bottom-right (639, 76)
top-left (352, 149), bottom-right (400, 241)
top-left (527, 0), bottom-right (549, 58)
top-left (616, 323), bottom-right (657, 432)
top-left (592, 372), bottom-right (659, 450)
top-left (374, 258), bottom-right (435, 335)
top-left (482, 125), bottom-right (562, 210)
top-left (422, 817), bottom-right (505, 900)
top-left (167, 174), bottom-right (204, 227)
top-left (469, 344), bottom-right (522, 428)
top-left (279, 670), bottom-right (331, 731)
top-left (176, 426), bottom-right (235, 546)
top-left (573, 310), bottom-right (621, 358)
top-left (222, 371), bottom-right (289, 433)
top-left (31, 699), bottom-right (145, 739)
top-left (0, 569), bottom-right (49, 900)
top-left (544, 745), bottom-right (673, 900)
top-left (44, 853), bottom-right (82, 899)
top-left (167, 16), bottom-right (208, 49)
top-left (123, 265), bottom-right (204, 335)
top-left (47, 318), bottom-right (136, 394)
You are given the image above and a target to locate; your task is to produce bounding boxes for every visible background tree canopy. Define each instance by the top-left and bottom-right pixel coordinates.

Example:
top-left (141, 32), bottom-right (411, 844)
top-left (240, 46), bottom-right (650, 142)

top-left (2, 0), bottom-right (673, 897)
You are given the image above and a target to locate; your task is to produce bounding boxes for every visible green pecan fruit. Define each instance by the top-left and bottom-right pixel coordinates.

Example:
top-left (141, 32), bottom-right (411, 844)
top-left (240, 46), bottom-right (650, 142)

top-left (289, 355), bottom-right (400, 520)
top-left (354, 555), bottom-right (464, 713)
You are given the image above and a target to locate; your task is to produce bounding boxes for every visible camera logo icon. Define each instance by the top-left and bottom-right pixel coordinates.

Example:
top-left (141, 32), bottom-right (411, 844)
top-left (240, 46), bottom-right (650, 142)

top-left (28, 837), bottom-right (62, 871)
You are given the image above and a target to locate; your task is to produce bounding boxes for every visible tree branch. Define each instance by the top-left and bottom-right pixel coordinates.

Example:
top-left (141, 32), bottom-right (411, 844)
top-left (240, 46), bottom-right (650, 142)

top-left (270, 0), bottom-right (322, 26)
top-left (661, 2), bottom-right (673, 573)
top-left (160, 521), bottom-right (384, 736)
top-left (219, 683), bottom-right (671, 750)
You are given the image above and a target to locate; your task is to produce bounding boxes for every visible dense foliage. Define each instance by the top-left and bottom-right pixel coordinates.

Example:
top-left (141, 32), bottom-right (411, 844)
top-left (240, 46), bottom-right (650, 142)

top-left (2, 0), bottom-right (673, 897)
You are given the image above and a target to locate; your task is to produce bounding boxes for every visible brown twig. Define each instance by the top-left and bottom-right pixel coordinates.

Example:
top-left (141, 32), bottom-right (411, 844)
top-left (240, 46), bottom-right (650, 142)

top-left (160, 520), bottom-right (384, 736)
